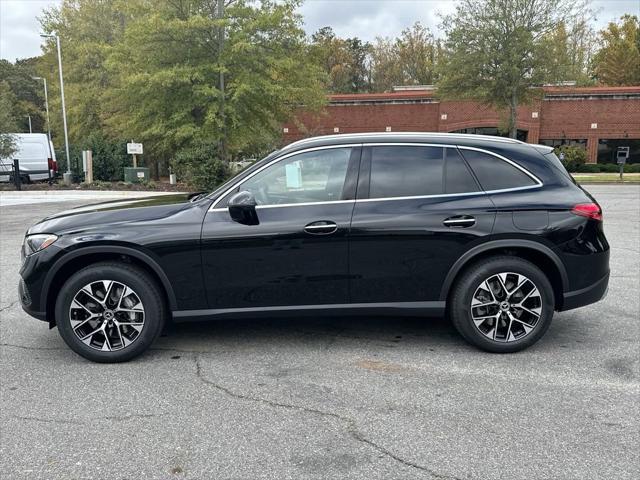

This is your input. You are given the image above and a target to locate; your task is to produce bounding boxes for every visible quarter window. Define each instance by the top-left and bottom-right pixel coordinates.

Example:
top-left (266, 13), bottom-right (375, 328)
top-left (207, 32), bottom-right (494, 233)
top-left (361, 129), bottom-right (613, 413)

top-left (369, 146), bottom-right (444, 198)
top-left (239, 148), bottom-right (351, 206)
top-left (461, 150), bottom-right (536, 191)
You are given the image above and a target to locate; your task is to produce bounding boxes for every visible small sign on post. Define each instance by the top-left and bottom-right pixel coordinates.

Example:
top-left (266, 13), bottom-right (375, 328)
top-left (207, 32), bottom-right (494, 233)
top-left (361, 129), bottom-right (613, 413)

top-left (127, 141), bottom-right (143, 168)
top-left (617, 146), bottom-right (629, 181)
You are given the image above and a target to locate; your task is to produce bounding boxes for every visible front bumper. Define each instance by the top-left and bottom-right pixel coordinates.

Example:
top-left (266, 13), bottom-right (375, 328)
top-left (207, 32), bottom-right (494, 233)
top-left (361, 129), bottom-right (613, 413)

top-left (19, 276), bottom-right (47, 322)
top-left (560, 271), bottom-right (609, 311)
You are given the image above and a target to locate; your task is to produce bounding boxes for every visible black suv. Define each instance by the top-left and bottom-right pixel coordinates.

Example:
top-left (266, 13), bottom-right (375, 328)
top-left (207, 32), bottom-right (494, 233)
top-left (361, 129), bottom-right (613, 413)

top-left (20, 133), bottom-right (609, 362)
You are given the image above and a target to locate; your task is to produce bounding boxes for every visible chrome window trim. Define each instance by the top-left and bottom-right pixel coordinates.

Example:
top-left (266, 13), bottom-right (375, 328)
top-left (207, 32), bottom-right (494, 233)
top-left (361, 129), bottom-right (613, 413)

top-left (208, 142), bottom-right (543, 212)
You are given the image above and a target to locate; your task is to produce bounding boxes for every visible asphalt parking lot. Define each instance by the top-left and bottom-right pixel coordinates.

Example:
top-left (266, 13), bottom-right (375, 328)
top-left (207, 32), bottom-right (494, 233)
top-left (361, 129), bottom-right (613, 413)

top-left (1, 185), bottom-right (638, 480)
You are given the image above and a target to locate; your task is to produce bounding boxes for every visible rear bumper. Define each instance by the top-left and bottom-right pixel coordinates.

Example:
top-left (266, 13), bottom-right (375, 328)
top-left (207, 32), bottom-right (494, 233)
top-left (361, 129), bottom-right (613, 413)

top-left (560, 272), bottom-right (609, 311)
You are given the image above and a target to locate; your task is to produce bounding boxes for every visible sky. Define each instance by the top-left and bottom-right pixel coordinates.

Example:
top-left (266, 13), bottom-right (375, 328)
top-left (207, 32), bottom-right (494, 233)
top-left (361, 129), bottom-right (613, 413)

top-left (1, 0), bottom-right (639, 61)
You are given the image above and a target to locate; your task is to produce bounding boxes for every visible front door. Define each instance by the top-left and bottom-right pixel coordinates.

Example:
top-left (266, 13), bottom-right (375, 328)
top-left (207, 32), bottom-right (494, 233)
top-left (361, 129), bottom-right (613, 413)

top-left (201, 146), bottom-right (360, 309)
top-left (349, 144), bottom-right (496, 303)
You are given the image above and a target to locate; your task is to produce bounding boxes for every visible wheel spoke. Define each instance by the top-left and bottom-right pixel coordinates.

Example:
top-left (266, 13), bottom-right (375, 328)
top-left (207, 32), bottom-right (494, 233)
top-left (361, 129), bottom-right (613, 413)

top-left (71, 316), bottom-right (96, 331)
top-left (512, 317), bottom-right (536, 329)
top-left (114, 323), bottom-right (126, 349)
top-left (81, 286), bottom-right (104, 307)
top-left (102, 332), bottom-right (112, 351)
top-left (80, 324), bottom-right (104, 343)
top-left (519, 305), bottom-right (541, 319)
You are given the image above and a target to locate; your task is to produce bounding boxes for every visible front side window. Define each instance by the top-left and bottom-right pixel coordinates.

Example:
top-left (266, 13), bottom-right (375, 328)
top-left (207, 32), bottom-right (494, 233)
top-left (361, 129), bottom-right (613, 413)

top-left (239, 148), bottom-right (351, 206)
top-left (461, 149), bottom-right (537, 191)
top-left (369, 146), bottom-right (445, 198)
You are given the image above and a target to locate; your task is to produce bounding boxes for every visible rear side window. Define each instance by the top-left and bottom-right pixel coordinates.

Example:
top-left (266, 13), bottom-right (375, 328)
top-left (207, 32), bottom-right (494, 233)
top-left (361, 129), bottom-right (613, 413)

top-left (369, 146), bottom-right (444, 198)
top-left (445, 149), bottom-right (479, 194)
top-left (461, 149), bottom-right (536, 191)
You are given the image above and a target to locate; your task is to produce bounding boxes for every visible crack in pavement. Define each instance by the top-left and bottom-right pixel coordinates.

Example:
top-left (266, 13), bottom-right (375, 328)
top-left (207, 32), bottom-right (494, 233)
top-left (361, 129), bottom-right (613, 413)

top-left (0, 301), bottom-right (18, 313)
top-left (194, 355), bottom-right (462, 480)
top-left (0, 342), bottom-right (66, 351)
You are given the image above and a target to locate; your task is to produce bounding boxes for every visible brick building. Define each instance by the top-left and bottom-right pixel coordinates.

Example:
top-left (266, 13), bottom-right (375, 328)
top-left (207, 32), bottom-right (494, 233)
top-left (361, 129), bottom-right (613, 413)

top-left (283, 86), bottom-right (640, 164)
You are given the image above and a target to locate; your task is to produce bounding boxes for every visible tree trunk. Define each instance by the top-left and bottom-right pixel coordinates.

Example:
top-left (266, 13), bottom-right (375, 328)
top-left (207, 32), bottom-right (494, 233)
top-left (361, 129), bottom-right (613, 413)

top-left (509, 90), bottom-right (518, 139)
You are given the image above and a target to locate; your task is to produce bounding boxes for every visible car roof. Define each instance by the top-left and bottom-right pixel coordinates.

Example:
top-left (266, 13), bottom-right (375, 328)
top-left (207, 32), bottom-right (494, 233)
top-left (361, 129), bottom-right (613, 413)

top-left (281, 132), bottom-right (529, 153)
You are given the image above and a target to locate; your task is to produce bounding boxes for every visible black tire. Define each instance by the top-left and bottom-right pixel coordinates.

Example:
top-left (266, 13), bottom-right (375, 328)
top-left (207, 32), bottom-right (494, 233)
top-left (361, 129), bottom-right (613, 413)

top-left (450, 256), bottom-right (555, 353)
top-left (55, 262), bottom-right (166, 363)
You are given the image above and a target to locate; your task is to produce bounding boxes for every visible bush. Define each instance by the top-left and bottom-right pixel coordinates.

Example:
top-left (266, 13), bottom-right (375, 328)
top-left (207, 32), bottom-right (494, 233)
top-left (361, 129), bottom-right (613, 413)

top-left (554, 145), bottom-right (587, 172)
top-left (575, 163), bottom-right (600, 173)
top-left (624, 163), bottom-right (640, 173)
top-left (82, 133), bottom-right (129, 181)
top-left (56, 133), bottom-right (129, 181)
top-left (172, 142), bottom-right (232, 191)
top-left (598, 163), bottom-right (619, 173)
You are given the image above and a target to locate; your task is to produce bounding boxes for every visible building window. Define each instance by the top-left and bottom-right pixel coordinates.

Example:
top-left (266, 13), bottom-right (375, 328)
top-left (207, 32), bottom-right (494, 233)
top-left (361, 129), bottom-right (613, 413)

top-left (598, 139), bottom-right (640, 164)
top-left (450, 127), bottom-right (528, 142)
top-left (539, 139), bottom-right (587, 148)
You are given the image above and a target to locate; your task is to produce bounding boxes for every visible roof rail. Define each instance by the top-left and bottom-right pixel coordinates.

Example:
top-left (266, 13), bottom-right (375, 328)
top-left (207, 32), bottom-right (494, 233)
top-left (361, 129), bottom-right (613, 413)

top-left (283, 132), bottom-right (525, 150)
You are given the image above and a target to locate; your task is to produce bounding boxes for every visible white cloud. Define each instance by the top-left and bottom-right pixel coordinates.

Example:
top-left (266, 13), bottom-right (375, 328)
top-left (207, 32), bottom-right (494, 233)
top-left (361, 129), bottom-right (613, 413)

top-left (0, 0), bottom-right (638, 61)
top-left (299, 0), bottom-right (457, 41)
top-left (0, 0), bottom-right (60, 61)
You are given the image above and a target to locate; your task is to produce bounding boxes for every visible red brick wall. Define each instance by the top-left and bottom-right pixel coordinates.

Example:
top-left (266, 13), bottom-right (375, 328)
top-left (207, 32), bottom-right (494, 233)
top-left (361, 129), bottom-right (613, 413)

top-left (283, 87), bottom-right (640, 163)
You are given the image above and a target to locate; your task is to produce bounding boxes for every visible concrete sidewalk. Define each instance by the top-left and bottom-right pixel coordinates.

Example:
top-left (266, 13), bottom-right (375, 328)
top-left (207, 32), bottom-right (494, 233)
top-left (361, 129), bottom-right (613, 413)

top-left (0, 189), bottom-right (184, 206)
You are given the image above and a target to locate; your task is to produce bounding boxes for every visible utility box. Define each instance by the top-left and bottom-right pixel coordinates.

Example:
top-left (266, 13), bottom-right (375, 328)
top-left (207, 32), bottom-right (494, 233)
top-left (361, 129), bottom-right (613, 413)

top-left (124, 167), bottom-right (150, 183)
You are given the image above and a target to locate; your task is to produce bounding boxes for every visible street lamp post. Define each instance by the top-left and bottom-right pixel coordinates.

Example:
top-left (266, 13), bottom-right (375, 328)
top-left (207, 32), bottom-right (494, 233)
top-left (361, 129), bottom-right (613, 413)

top-left (40, 33), bottom-right (71, 181)
top-left (31, 76), bottom-right (52, 144)
top-left (27, 115), bottom-right (32, 133)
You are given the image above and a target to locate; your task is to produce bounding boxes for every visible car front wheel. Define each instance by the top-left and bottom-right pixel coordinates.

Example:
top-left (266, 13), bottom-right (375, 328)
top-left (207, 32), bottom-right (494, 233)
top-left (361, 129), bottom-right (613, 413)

top-left (450, 256), bottom-right (555, 353)
top-left (55, 262), bottom-right (166, 362)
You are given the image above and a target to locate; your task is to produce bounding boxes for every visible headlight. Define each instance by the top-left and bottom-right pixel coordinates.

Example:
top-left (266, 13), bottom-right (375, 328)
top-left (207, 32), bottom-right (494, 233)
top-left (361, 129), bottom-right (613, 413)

top-left (23, 234), bottom-right (58, 256)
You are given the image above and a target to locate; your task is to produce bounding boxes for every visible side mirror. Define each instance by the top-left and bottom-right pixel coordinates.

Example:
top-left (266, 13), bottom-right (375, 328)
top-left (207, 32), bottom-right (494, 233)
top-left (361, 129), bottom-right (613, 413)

top-left (228, 190), bottom-right (259, 225)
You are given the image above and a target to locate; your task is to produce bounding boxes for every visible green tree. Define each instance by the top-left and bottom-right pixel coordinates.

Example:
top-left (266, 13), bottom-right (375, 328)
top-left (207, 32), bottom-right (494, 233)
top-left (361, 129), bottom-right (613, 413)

top-left (592, 15), bottom-right (640, 86)
top-left (540, 16), bottom-right (596, 85)
top-left (371, 22), bottom-right (441, 91)
top-left (39, 0), bottom-right (129, 143)
top-left (0, 81), bottom-right (19, 159)
top-left (103, 0), bottom-right (325, 168)
top-left (437, 0), bottom-right (589, 138)
top-left (0, 59), bottom-right (46, 134)
top-left (309, 26), bottom-right (372, 93)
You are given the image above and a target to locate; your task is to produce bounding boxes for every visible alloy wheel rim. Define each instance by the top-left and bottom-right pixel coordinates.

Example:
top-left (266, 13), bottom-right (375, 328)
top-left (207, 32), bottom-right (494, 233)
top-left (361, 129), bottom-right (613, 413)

top-left (470, 272), bottom-right (542, 342)
top-left (69, 280), bottom-right (145, 351)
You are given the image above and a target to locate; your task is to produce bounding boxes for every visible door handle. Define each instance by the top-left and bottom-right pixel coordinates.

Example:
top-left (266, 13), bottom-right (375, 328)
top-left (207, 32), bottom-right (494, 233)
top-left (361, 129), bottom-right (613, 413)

top-left (443, 215), bottom-right (476, 228)
top-left (304, 221), bottom-right (338, 235)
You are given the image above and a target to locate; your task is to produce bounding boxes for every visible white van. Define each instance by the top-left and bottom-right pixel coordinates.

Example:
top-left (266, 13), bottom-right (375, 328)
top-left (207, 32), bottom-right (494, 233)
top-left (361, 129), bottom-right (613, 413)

top-left (0, 133), bottom-right (57, 182)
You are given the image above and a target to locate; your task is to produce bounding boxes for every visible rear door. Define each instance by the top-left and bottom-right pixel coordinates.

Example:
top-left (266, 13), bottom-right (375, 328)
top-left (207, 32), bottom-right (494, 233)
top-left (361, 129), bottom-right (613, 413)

top-left (17, 138), bottom-right (49, 181)
top-left (349, 144), bottom-right (496, 303)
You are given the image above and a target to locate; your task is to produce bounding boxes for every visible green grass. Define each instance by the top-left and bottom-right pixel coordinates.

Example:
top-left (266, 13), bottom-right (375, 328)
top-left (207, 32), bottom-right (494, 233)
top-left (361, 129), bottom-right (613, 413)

top-left (571, 173), bottom-right (640, 183)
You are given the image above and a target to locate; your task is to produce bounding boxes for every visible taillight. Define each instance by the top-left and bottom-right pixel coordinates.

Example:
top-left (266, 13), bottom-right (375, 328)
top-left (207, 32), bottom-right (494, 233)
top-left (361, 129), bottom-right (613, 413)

top-left (571, 203), bottom-right (602, 221)
top-left (48, 158), bottom-right (57, 172)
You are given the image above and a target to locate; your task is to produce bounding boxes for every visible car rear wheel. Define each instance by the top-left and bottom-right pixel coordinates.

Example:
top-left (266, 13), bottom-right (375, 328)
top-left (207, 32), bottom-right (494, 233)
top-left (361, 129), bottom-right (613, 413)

top-left (450, 256), bottom-right (554, 353)
top-left (55, 262), bottom-right (166, 362)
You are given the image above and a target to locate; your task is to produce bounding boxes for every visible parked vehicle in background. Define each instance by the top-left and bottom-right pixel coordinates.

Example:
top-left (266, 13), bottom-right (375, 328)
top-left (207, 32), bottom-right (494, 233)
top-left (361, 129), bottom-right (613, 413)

top-left (19, 133), bottom-right (610, 362)
top-left (0, 133), bottom-right (57, 182)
